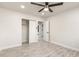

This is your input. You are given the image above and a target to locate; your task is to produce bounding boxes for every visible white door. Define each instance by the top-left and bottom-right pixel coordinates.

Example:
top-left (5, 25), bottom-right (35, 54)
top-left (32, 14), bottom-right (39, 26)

top-left (44, 20), bottom-right (50, 41)
top-left (29, 20), bottom-right (38, 43)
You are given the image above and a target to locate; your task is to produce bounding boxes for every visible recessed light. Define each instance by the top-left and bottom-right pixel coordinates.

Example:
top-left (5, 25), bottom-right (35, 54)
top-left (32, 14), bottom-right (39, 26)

top-left (20, 5), bottom-right (25, 9)
top-left (42, 13), bottom-right (44, 15)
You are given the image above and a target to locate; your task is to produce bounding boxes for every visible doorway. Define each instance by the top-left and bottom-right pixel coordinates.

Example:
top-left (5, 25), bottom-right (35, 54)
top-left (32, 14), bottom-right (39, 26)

top-left (22, 19), bottom-right (49, 44)
top-left (38, 21), bottom-right (44, 41)
top-left (22, 19), bottom-right (38, 44)
top-left (22, 19), bottom-right (29, 44)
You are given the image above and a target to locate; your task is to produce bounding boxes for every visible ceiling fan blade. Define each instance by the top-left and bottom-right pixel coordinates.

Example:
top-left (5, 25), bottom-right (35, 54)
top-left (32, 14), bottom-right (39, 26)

top-left (49, 8), bottom-right (53, 12)
top-left (38, 8), bottom-right (44, 12)
top-left (49, 2), bottom-right (63, 7)
top-left (31, 2), bottom-right (44, 7)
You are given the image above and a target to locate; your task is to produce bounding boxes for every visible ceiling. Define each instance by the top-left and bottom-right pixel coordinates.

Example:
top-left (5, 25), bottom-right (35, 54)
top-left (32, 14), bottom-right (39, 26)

top-left (0, 2), bottom-right (79, 18)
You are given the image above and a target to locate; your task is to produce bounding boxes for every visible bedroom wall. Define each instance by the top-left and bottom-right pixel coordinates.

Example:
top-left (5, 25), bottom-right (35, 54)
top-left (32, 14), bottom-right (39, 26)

top-left (0, 8), bottom-right (43, 50)
top-left (48, 7), bottom-right (79, 51)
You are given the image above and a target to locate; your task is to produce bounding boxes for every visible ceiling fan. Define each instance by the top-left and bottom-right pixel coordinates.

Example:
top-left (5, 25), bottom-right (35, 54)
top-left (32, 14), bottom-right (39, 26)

top-left (31, 2), bottom-right (64, 12)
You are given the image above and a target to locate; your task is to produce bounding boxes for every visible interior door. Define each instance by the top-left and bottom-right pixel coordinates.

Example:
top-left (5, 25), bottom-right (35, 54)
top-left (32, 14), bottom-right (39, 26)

top-left (29, 20), bottom-right (38, 43)
top-left (44, 20), bottom-right (50, 41)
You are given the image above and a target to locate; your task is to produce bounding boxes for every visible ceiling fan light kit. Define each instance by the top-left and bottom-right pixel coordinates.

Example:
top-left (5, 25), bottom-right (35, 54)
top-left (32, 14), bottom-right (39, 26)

top-left (44, 8), bottom-right (49, 11)
top-left (31, 2), bottom-right (64, 12)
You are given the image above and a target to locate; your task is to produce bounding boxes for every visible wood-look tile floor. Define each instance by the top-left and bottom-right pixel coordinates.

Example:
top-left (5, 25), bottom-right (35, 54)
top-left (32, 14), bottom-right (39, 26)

top-left (0, 41), bottom-right (79, 57)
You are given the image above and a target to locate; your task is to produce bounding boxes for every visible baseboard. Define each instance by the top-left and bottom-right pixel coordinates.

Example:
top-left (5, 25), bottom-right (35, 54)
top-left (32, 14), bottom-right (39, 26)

top-left (50, 41), bottom-right (79, 52)
top-left (0, 44), bottom-right (22, 51)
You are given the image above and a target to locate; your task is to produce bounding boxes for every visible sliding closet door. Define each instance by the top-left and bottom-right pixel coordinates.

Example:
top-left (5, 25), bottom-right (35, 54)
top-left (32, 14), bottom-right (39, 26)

top-left (29, 20), bottom-right (38, 43)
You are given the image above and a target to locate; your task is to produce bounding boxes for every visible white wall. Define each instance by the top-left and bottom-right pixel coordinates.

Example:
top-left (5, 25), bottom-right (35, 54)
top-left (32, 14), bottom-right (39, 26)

top-left (48, 7), bottom-right (79, 51)
top-left (0, 8), bottom-right (43, 50)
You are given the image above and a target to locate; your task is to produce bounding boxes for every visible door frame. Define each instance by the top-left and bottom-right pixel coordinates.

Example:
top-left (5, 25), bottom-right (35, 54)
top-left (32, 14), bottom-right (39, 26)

top-left (21, 19), bottom-right (29, 44)
top-left (21, 18), bottom-right (46, 44)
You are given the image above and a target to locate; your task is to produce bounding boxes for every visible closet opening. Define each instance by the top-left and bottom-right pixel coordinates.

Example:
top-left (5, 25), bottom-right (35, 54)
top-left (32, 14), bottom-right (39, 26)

top-left (22, 19), bottom-right (29, 45)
